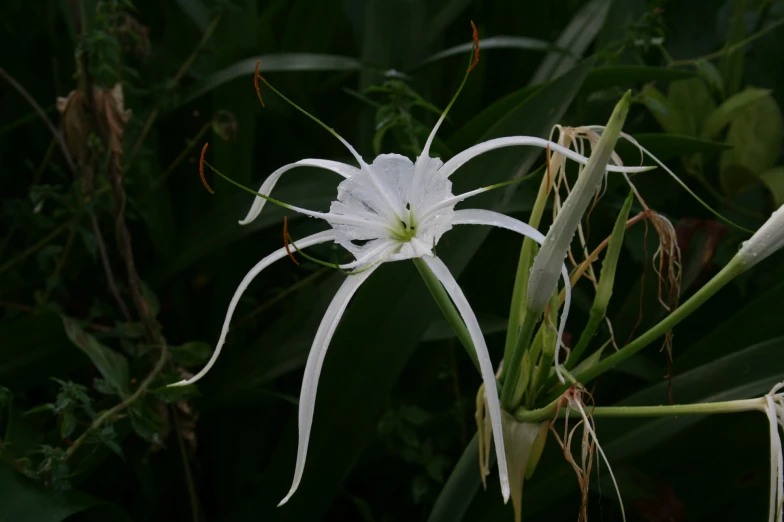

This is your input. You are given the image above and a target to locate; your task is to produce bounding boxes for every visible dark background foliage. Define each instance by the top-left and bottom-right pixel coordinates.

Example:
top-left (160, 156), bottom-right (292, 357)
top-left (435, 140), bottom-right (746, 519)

top-left (1, 0), bottom-right (784, 521)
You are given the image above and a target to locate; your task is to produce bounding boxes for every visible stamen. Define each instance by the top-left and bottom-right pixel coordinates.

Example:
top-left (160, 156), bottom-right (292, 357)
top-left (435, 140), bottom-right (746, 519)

top-left (283, 216), bottom-right (299, 265)
top-left (419, 21), bottom-right (482, 159)
top-left (199, 142), bottom-right (214, 194)
top-left (253, 60), bottom-right (265, 107)
top-left (468, 21), bottom-right (480, 73)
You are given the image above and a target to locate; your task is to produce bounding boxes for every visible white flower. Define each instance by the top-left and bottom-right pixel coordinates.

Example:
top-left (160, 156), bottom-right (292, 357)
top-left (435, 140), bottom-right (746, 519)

top-left (765, 381), bottom-right (784, 522)
top-left (738, 204), bottom-right (784, 269)
top-left (171, 77), bottom-right (648, 506)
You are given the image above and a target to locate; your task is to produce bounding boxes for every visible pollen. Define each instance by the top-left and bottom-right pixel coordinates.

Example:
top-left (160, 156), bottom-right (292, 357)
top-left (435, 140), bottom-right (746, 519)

top-left (468, 21), bottom-right (480, 73)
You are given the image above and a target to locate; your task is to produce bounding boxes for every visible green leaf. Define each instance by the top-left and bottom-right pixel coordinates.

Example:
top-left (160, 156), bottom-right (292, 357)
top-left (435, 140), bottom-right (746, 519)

top-left (0, 313), bottom-right (82, 389)
top-left (720, 93), bottom-right (784, 194)
top-left (703, 87), bottom-right (772, 138)
top-left (695, 59), bottom-right (725, 98)
top-left (582, 65), bottom-right (696, 93)
top-left (221, 59), bottom-right (597, 522)
top-left (759, 166), bottom-right (784, 206)
top-left (640, 84), bottom-right (683, 135)
top-left (169, 341), bottom-right (213, 367)
top-left (0, 464), bottom-right (131, 522)
top-left (61, 317), bottom-right (130, 395)
top-left (174, 0), bottom-right (208, 31)
top-left (446, 85), bottom-right (542, 154)
top-left (412, 36), bottom-right (566, 71)
top-left (182, 54), bottom-right (363, 105)
top-left (667, 77), bottom-right (715, 136)
top-left (427, 435), bottom-right (483, 522)
top-left (150, 174), bottom-right (337, 285)
top-left (423, 315), bottom-right (507, 342)
top-left (529, 0), bottom-right (609, 84)
top-left (615, 133), bottom-right (731, 161)
top-left (512, 337), bottom-right (784, 517)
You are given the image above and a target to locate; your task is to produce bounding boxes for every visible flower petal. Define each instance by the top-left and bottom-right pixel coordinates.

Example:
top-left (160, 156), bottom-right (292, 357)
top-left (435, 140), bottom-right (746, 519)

top-left (766, 395), bottom-right (784, 522)
top-left (438, 136), bottom-right (651, 178)
top-left (422, 255), bottom-right (510, 503)
top-left (450, 209), bottom-right (572, 382)
top-left (239, 159), bottom-right (359, 225)
top-left (169, 231), bottom-right (336, 387)
top-left (278, 264), bottom-right (379, 506)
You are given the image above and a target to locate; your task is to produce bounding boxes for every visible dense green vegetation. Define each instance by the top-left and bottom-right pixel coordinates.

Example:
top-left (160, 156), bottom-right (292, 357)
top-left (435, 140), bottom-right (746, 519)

top-left (1, 0), bottom-right (784, 520)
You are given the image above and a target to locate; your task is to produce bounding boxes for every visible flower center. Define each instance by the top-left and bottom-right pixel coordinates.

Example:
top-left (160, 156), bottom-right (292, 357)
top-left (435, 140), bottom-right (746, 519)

top-left (389, 206), bottom-right (417, 242)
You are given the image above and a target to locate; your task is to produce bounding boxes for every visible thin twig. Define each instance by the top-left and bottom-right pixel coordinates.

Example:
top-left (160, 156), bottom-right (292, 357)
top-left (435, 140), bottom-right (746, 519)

top-left (66, 343), bottom-right (168, 458)
top-left (669, 17), bottom-right (784, 67)
top-left (0, 67), bottom-right (77, 173)
top-left (172, 406), bottom-right (200, 522)
top-left (41, 226), bottom-right (77, 303)
top-left (149, 121), bottom-right (213, 191)
top-left (89, 212), bottom-right (132, 320)
top-left (127, 15), bottom-right (222, 165)
top-left (0, 219), bottom-right (76, 276)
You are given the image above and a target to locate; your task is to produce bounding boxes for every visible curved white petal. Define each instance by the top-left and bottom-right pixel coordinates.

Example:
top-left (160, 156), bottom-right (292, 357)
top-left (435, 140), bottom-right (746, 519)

top-left (421, 256), bottom-right (510, 503)
top-left (169, 231), bottom-right (336, 387)
top-left (451, 209), bottom-right (572, 382)
top-left (766, 395), bottom-right (784, 522)
top-left (239, 159), bottom-right (359, 225)
top-left (438, 136), bottom-right (652, 178)
top-left (279, 264), bottom-right (379, 506)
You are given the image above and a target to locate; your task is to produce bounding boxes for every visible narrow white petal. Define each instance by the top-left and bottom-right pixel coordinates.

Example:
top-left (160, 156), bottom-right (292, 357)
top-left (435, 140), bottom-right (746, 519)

top-left (169, 231), bottom-right (336, 387)
top-left (279, 264), bottom-right (379, 506)
top-left (451, 209), bottom-right (572, 382)
top-left (239, 159), bottom-right (359, 225)
top-left (422, 256), bottom-right (510, 503)
top-left (438, 136), bottom-right (651, 178)
top-left (766, 396), bottom-right (783, 522)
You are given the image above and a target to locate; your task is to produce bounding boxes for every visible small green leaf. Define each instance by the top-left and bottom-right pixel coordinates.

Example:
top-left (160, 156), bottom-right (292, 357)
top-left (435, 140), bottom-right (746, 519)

top-left (719, 93), bottom-right (784, 194)
top-left (150, 384), bottom-right (200, 403)
top-left (61, 317), bottom-right (130, 395)
top-left (60, 411), bottom-right (76, 439)
top-left (640, 84), bottom-right (683, 135)
top-left (703, 87), bottom-right (772, 138)
top-left (759, 166), bottom-right (784, 206)
top-left (667, 77), bottom-right (716, 136)
top-left (169, 341), bottom-right (213, 367)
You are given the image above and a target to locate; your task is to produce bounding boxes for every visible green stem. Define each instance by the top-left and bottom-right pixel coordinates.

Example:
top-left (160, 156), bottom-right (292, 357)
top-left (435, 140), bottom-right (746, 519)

top-left (504, 171), bottom-right (550, 372)
top-left (66, 343), bottom-right (168, 459)
top-left (413, 258), bottom-right (480, 372)
top-left (515, 396), bottom-right (765, 422)
top-left (548, 256), bottom-right (746, 401)
top-left (501, 308), bottom-right (540, 408)
top-left (0, 219), bottom-right (77, 276)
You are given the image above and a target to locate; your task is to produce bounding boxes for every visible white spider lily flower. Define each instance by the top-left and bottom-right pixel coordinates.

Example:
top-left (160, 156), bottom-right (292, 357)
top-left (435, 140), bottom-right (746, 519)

top-left (526, 92), bottom-right (631, 382)
top-left (765, 381), bottom-right (784, 522)
top-left (171, 67), bottom-right (649, 506)
top-left (738, 205), bottom-right (784, 270)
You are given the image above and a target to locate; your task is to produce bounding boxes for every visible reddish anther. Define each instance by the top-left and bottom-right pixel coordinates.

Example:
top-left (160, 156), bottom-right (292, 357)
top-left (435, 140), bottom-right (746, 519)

top-left (254, 60), bottom-right (265, 107)
top-left (283, 216), bottom-right (299, 265)
top-left (199, 143), bottom-right (214, 194)
top-left (468, 21), bottom-right (480, 73)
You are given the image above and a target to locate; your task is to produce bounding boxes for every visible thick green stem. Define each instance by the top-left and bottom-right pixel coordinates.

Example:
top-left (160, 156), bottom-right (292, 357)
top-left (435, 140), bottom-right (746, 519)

top-left (548, 256), bottom-right (746, 401)
top-left (515, 396), bottom-right (766, 422)
top-left (413, 258), bottom-right (480, 372)
top-left (501, 309), bottom-right (540, 408)
top-left (504, 172), bottom-right (550, 373)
